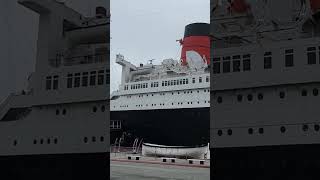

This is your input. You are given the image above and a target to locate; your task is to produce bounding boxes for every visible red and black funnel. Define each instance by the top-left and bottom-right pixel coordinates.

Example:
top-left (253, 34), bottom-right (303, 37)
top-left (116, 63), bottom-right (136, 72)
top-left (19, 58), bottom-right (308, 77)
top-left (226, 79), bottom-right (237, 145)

top-left (180, 23), bottom-right (210, 66)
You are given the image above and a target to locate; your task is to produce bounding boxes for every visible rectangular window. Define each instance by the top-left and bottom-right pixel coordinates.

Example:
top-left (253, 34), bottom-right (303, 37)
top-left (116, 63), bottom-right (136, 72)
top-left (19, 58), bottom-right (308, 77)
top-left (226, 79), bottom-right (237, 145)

top-left (74, 73), bottom-right (80, 88)
top-left (199, 77), bottom-right (202, 83)
top-left (192, 78), bottom-right (195, 83)
top-left (307, 47), bottom-right (316, 65)
top-left (285, 49), bottom-right (294, 67)
top-left (264, 52), bottom-right (272, 69)
top-left (223, 56), bottom-right (231, 73)
top-left (206, 76), bottom-right (209, 82)
top-left (67, 74), bottom-right (73, 88)
top-left (53, 75), bottom-right (59, 90)
top-left (46, 76), bottom-right (52, 90)
top-left (212, 57), bottom-right (220, 74)
top-left (186, 79), bottom-right (188, 84)
top-left (105, 70), bottom-right (110, 84)
top-left (232, 55), bottom-right (241, 72)
top-left (243, 54), bottom-right (251, 71)
top-left (90, 71), bottom-right (96, 86)
top-left (98, 70), bottom-right (104, 85)
top-left (82, 72), bottom-right (88, 87)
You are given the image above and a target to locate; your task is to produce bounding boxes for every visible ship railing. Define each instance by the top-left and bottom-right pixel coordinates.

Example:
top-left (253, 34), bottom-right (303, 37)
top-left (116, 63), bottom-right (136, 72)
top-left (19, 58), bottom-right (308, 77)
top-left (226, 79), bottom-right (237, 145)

top-left (49, 53), bottom-right (107, 67)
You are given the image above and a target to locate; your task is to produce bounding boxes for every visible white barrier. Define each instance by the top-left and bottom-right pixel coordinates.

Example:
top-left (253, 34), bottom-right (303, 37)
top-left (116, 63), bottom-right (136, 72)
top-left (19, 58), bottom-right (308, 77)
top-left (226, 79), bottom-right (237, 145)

top-left (187, 159), bottom-right (205, 165)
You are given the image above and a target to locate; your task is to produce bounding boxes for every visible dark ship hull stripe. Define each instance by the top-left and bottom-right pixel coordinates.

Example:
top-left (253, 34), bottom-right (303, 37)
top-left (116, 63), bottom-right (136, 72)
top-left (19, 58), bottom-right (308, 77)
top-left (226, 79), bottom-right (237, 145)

top-left (0, 152), bottom-right (109, 179)
top-left (111, 107), bottom-right (209, 146)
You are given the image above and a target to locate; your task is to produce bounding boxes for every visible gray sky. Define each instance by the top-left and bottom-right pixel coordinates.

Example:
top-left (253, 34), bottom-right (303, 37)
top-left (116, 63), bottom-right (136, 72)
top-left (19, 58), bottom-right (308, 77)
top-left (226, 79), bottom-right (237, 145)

top-left (0, 0), bottom-right (107, 102)
top-left (110, 0), bottom-right (209, 92)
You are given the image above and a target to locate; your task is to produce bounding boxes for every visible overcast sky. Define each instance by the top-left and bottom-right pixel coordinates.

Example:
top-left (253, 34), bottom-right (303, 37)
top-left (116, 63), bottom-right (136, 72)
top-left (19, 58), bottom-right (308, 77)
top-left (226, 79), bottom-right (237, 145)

top-left (110, 0), bottom-right (209, 92)
top-left (0, 0), bottom-right (107, 102)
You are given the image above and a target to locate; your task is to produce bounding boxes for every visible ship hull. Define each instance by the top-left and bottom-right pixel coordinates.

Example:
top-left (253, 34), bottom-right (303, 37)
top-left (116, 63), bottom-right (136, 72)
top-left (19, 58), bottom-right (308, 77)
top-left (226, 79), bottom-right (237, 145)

top-left (0, 152), bottom-right (109, 180)
top-left (111, 108), bottom-right (209, 146)
top-left (211, 144), bottom-right (320, 179)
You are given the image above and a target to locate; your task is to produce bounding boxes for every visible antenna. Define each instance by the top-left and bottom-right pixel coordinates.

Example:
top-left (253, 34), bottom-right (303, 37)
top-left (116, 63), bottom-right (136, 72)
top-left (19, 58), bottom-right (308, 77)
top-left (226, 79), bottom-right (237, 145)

top-left (148, 59), bottom-right (155, 64)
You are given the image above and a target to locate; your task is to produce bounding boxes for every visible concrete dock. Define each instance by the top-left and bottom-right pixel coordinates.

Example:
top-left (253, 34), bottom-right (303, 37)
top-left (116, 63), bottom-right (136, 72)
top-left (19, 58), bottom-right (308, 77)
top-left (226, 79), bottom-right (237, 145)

top-left (110, 153), bottom-right (210, 180)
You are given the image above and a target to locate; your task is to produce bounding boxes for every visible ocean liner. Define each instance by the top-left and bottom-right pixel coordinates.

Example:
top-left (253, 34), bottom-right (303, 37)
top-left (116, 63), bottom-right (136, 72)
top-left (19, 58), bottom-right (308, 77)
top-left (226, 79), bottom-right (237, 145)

top-left (0, 0), bottom-right (109, 179)
top-left (211, 0), bottom-right (320, 179)
top-left (111, 23), bottom-right (210, 147)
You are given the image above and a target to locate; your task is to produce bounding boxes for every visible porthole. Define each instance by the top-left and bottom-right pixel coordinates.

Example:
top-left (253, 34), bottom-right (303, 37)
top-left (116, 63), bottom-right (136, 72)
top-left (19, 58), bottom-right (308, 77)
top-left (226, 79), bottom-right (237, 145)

top-left (93, 106), bottom-right (97, 112)
top-left (302, 124), bottom-right (308, 132)
top-left (47, 139), bottom-right (51, 144)
top-left (259, 128), bottom-right (264, 134)
top-left (237, 95), bottom-right (243, 102)
top-left (92, 136), bottom-right (96, 142)
top-left (248, 128), bottom-right (253, 134)
top-left (84, 137), bottom-right (88, 143)
top-left (217, 96), bottom-right (223, 104)
top-left (247, 94), bottom-right (253, 101)
top-left (279, 91), bottom-right (285, 99)
top-left (40, 139), bottom-right (44, 144)
top-left (301, 89), bottom-right (307, 96)
top-left (227, 129), bottom-right (232, 136)
top-left (55, 109), bottom-right (60, 115)
top-left (101, 105), bottom-right (105, 112)
top-left (280, 126), bottom-right (286, 133)
top-left (100, 136), bottom-right (104, 142)
top-left (54, 138), bottom-right (58, 144)
top-left (62, 109), bottom-right (66, 115)
top-left (313, 88), bottom-right (319, 96)
top-left (217, 130), bottom-right (223, 136)
top-left (33, 139), bottom-right (37, 144)
top-left (257, 93), bottom-right (263, 100)
top-left (314, 124), bottom-right (320, 131)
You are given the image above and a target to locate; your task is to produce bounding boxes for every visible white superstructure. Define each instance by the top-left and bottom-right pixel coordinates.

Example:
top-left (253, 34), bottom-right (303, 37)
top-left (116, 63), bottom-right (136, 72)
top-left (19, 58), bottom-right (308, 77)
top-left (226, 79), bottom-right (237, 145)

top-left (111, 52), bottom-right (210, 111)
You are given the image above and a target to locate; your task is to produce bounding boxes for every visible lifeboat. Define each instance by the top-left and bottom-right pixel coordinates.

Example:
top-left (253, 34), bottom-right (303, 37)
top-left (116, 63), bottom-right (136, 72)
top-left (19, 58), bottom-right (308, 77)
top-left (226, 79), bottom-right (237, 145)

top-left (142, 143), bottom-right (208, 159)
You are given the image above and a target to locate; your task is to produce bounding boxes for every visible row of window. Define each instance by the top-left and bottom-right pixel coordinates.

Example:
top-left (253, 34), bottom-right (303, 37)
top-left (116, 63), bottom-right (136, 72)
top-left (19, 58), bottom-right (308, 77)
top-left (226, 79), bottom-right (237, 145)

top-left (54, 105), bottom-right (106, 115)
top-left (33, 137), bottom-right (59, 145)
top-left (126, 100), bottom-right (210, 108)
top-left (217, 124), bottom-right (320, 136)
top-left (124, 76), bottom-right (209, 91)
top-left (213, 47), bottom-right (320, 74)
top-left (83, 136), bottom-right (105, 143)
top-left (213, 54), bottom-right (251, 74)
top-left (12, 137), bottom-right (59, 146)
top-left (215, 88), bottom-right (320, 104)
top-left (46, 70), bottom-right (109, 90)
top-left (67, 70), bottom-right (109, 88)
top-left (127, 89), bottom-right (210, 98)
top-left (46, 75), bottom-right (59, 90)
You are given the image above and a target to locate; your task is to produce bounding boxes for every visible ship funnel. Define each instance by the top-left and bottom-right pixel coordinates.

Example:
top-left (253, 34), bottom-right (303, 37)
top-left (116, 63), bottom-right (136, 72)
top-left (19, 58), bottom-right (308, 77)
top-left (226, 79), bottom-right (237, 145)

top-left (180, 23), bottom-right (210, 66)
